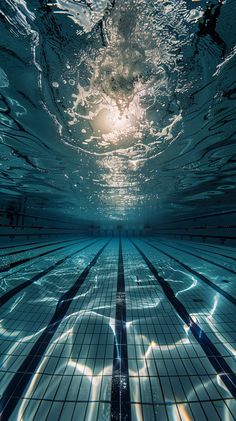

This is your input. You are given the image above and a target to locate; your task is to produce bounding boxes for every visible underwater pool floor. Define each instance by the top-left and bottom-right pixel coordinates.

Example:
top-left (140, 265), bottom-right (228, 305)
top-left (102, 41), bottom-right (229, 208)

top-left (0, 237), bottom-right (235, 420)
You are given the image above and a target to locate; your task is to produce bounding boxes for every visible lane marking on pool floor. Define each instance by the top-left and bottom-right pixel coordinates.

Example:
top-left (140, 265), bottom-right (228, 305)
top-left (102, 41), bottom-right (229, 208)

top-left (0, 239), bottom-right (110, 421)
top-left (131, 240), bottom-right (236, 400)
top-left (141, 239), bottom-right (236, 306)
top-left (0, 239), bottom-right (101, 308)
top-left (111, 237), bottom-right (131, 421)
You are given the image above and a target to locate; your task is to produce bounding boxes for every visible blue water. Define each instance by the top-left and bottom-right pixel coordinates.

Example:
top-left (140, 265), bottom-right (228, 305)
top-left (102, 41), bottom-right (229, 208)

top-left (0, 3), bottom-right (236, 419)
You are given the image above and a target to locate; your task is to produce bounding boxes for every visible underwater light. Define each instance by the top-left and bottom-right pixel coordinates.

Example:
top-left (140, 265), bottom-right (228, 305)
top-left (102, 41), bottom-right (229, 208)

top-left (90, 104), bottom-right (135, 135)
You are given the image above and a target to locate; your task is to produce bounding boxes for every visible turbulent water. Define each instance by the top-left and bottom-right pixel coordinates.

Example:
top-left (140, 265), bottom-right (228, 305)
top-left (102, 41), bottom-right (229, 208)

top-left (0, 0), bottom-right (236, 224)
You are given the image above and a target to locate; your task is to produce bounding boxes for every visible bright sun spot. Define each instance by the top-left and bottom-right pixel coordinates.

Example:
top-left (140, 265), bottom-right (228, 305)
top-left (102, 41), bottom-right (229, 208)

top-left (91, 104), bottom-right (136, 135)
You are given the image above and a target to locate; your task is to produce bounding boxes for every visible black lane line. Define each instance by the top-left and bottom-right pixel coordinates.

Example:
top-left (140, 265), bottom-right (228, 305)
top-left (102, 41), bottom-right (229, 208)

top-left (173, 242), bottom-right (236, 263)
top-left (0, 241), bottom-right (38, 250)
top-left (0, 238), bottom-right (77, 258)
top-left (0, 239), bottom-right (80, 274)
top-left (157, 240), bottom-right (236, 275)
top-left (111, 238), bottom-right (131, 421)
top-left (0, 240), bottom-right (110, 421)
top-left (131, 240), bottom-right (236, 399)
top-left (141, 240), bottom-right (236, 306)
top-left (199, 242), bottom-right (236, 253)
top-left (0, 239), bottom-right (100, 308)
top-left (154, 237), bottom-right (236, 257)
top-left (183, 240), bottom-right (236, 253)
top-left (0, 239), bottom-right (88, 282)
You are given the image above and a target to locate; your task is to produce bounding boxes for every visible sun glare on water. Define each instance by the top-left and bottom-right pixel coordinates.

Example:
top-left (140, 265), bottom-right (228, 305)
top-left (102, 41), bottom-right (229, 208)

top-left (91, 104), bottom-right (136, 135)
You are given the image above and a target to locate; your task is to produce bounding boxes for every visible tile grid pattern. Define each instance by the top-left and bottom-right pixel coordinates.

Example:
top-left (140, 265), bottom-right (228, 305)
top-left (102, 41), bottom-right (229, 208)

top-left (0, 238), bottom-right (235, 420)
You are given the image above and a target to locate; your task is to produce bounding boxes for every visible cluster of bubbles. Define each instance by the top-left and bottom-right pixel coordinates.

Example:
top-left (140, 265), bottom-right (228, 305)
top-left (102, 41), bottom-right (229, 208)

top-left (50, 0), bottom-right (196, 157)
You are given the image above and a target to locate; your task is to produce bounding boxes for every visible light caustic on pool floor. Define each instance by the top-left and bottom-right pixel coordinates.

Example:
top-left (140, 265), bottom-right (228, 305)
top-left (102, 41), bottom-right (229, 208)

top-left (0, 238), bottom-right (235, 420)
